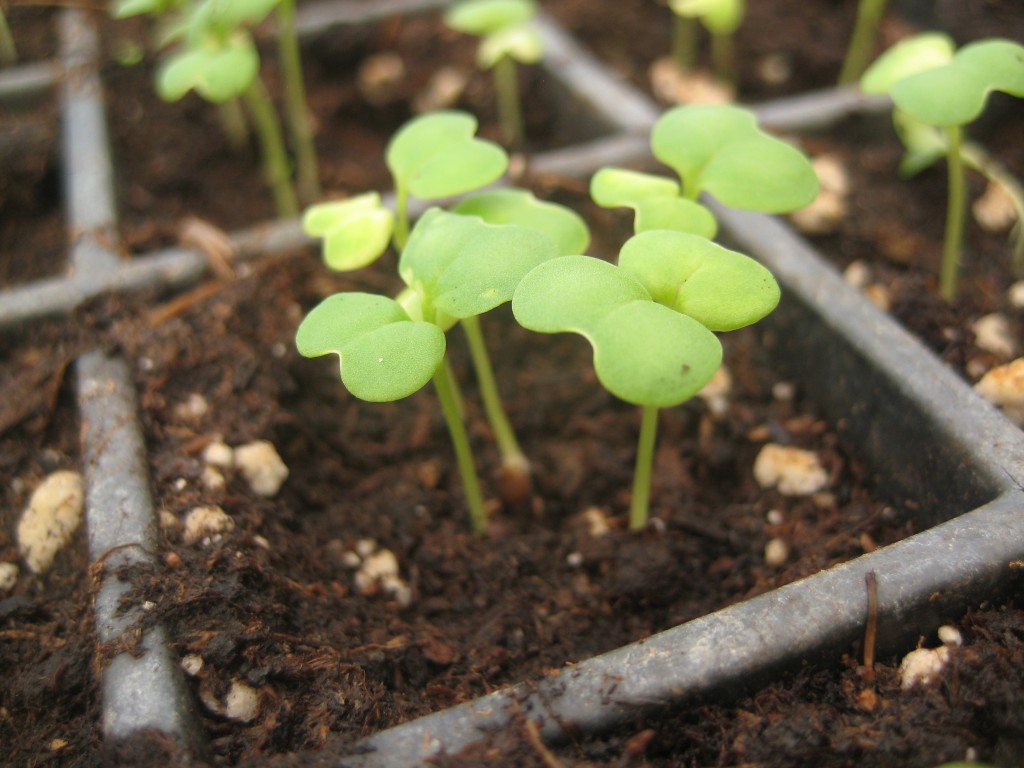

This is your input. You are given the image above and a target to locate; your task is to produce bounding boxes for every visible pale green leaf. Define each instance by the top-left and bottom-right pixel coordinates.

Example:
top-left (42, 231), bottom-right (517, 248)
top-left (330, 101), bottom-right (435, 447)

top-left (590, 168), bottom-right (680, 207)
top-left (891, 38), bottom-right (1024, 126)
top-left (618, 230), bottom-right (779, 331)
top-left (859, 32), bottom-right (954, 95)
top-left (386, 111), bottom-right (508, 200)
top-left (295, 293), bottom-right (445, 401)
top-left (633, 197), bottom-right (718, 237)
top-left (592, 301), bottom-right (722, 406)
top-left (444, 0), bottom-right (536, 36)
top-left (453, 188), bottom-right (590, 255)
top-left (477, 24), bottom-right (544, 68)
top-left (651, 104), bottom-right (819, 213)
top-left (512, 255), bottom-right (650, 334)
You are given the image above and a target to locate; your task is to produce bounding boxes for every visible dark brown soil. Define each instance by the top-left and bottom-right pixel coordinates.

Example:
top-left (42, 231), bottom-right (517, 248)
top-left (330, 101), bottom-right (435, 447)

top-left (2, 2), bottom-right (1024, 767)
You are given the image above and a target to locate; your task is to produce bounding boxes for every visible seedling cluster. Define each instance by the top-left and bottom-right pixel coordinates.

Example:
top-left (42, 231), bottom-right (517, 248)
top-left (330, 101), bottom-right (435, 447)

top-left (298, 104), bottom-right (817, 533)
top-left (860, 34), bottom-right (1024, 299)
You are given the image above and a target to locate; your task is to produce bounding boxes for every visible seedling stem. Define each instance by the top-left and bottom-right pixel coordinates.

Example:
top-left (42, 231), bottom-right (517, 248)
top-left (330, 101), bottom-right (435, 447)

top-left (461, 315), bottom-right (530, 497)
top-left (217, 98), bottom-right (250, 152)
top-left (276, 0), bottom-right (321, 203)
top-left (243, 78), bottom-right (299, 218)
top-left (494, 54), bottom-right (524, 147)
top-left (433, 359), bottom-right (489, 534)
top-left (941, 124), bottom-right (966, 300)
top-left (672, 12), bottom-right (699, 71)
top-left (629, 405), bottom-right (660, 531)
top-left (838, 0), bottom-right (889, 85)
top-left (710, 30), bottom-right (735, 87)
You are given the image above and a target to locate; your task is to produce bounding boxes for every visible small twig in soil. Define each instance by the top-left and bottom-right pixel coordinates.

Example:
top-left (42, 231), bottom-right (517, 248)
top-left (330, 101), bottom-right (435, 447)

top-left (145, 281), bottom-right (227, 326)
top-left (523, 718), bottom-right (564, 768)
top-left (863, 569), bottom-right (879, 683)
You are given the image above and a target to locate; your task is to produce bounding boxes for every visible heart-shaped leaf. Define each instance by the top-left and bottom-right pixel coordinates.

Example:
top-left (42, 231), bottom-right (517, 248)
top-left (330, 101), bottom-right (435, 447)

top-left (592, 301), bottom-right (722, 407)
top-left (386, 111), bottom-right (508, 200)
top-left (512, 255), bottom-right (651, 333)
top-left (296, 293), bottom-right (445, 402)
top-left (618, 230), bottom-right (780, 331)
top-left (453, 188), bottom-right (590, 255)
top-left (512, 255), bottom-right (721, 406)
top-left (157, 35), bottom-right (258, 103)
top-left (651, 104), bottom-right (819, 213)
top-left (890, 38), bottom-right (1024, 127)
top-left (400, 209), bottom-right (560, 320)
top-left (303, 193), bottom-right (395, 270)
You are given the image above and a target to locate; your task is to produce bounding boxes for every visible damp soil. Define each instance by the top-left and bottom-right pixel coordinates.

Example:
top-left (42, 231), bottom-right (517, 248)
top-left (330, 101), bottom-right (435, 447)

top-left (3, 2), bottom-right (1024, 767)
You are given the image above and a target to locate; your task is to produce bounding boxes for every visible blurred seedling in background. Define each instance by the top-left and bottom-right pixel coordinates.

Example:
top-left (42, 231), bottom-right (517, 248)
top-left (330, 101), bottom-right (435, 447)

top-left (297, 209), bottom-right (560, 533)
top-left (112, 0), bottom-right (320, 209)
top-left (665, 0), bottom-right (745, 88)
top-left (513, 231), bottom-right (779, 530)
top-left (861, 34), bottom-right (1024, 300)
top-left (443, 0), bottom-right (544, 147)
top-left (591, 103), bottom-right (819, 236)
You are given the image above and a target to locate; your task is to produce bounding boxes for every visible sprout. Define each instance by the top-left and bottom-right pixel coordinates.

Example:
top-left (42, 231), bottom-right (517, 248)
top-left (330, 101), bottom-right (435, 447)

top-left (297, 209), bottom-right (560, 533)
top-left (592, 104), bottom-right (819, 234)
top-left (443, 0), bottom-right (544, 146)
top-left (861, 34), bottom-right (1024, 299)
top-left (513, 230), bottom-right (779, 530)
top-left (666, 0), bottom-right (746, 86)
top-left (0, 6), bottom-right (17, 66)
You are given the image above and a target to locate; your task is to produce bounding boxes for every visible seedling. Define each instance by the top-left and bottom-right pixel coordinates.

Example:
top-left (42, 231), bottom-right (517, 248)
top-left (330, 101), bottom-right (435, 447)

top-left (513, 230), bottom-right (779, 530)
top-left (592, 103), bottom-right (819, 234)
top-left (297, 208), bottom-right (560, 533)
top-left (666, 0), bottom-right (746, 86)
top-left (443, 0), bottom-right (544, 147)
top-left (304, 179), bottom-right (588, 504)
top-left (861, 34), bottom-right (1024, 299)
top-left (837, 0), bottom-right (890, 85)
top-left (113, 0), bottom-right (321, 212)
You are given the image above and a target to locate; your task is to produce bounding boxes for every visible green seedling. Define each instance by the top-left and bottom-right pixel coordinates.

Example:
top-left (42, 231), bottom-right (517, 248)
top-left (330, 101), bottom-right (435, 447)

top-left (592, 103), bottom-right (819, 234)
top-left (297, 208), bottom-right (560, 533)
top-left (861, 34), bottom-right (1024, 299)
top-left (113, 0), bottom-right (321, 211)
top-left (513, 230), bottom-right (779, 530)
top-left (303, 182), bottom-right (588, 504)
top-left (837, 0), bottom-right (890, 85)
top-left (666, 0), bottom-right (746, 86)
top-left (443, 0), bottom-right (544, 147)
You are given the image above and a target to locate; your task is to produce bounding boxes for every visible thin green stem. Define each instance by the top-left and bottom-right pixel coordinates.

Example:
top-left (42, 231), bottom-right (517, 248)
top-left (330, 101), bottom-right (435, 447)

top-left (710, 32), bottom-right (735, 88)
top-left (243, 78), bottom-right (299, 218)
top-left (460, 315), bottom-right (528, 468)
top-left (671, 12), bottom-right (699, 71)
top-left (276, 0), bottom-right (321, 204)
top-left (940, 124), bottom-right (966, 301)
top-left (432, 359), bottom-right (488, 534)
top-left (394, 184), bottom-right (410, 251)
top-left (493, 54), bottom-right (524, 148)
top-left (838, 0), bottom-right (890, 85)
top-left (629, 405), bottom-right (660, 532)
top-left (0, 7), bottom-right (16, 67)
top-left (217, 98), bottom-right (250, 152)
